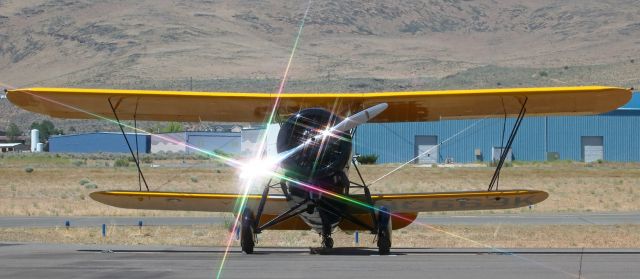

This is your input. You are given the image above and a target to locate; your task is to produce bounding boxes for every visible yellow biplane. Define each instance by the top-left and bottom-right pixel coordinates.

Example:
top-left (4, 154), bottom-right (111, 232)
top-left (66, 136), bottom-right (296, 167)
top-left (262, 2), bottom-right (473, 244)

top-left (6, 86), bottom-right (631, 254)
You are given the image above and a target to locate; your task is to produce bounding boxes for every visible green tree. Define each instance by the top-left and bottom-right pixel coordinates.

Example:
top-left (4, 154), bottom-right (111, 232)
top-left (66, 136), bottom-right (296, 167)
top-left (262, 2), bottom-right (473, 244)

top-left (148, 122), bottom-right (184, 134)
top-left (6, 123), bottom-right (22, 142)
top-left (30, 120), bottom-right (63, 142)
top-left (160, 122), bottom-right (183, 133)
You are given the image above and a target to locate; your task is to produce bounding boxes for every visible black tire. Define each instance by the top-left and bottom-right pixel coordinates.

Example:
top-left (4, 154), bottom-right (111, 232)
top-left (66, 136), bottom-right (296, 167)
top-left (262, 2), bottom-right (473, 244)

top-left (377, 206), bottom-right (392, 255)
top-left (377, 230), bottom-right (391, 255)
top-left (241, 209), bottom-right (255, 254)
top-left (322, 236), bottom-right (334, 249)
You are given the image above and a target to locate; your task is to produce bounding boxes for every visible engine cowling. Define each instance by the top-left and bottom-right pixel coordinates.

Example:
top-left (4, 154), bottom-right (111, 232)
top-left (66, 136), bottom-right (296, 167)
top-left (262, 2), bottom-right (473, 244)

top-left (277, 108), bottom-right (352, 181)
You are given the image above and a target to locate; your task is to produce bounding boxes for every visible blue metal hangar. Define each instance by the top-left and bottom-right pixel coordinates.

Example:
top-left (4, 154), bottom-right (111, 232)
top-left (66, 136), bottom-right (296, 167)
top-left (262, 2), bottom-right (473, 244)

top-left (49, 132), bottom-right (151, 153)
top-left (354, 92), bottom-right (640, 164)
top-left (48, 131), bottom-right (241, 154)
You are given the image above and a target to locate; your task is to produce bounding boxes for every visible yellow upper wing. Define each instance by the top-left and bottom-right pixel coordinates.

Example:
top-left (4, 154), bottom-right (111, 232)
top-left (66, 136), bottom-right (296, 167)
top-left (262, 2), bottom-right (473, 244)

top-left (7, 86), bottom-right (630, 122)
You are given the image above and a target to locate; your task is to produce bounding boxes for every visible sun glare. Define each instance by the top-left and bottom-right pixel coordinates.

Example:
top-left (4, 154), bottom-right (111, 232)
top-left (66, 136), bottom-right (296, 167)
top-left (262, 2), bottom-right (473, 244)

top-left (239, 158), bottom-right (279, 181)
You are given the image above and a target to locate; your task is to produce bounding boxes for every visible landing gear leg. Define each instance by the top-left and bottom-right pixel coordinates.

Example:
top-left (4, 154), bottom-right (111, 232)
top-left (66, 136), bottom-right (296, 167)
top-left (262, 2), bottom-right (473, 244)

top-left (377, 207), bottom-right (392, 255)
top-left (320, 209), bottom-right (334, 250)
top-left (240, 208), bottom-right (255, 254)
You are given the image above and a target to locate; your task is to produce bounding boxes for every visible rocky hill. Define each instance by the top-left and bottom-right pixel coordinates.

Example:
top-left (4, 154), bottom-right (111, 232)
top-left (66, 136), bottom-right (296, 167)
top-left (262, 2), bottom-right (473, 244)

top-left (1, 0), bottom-right (639, 133)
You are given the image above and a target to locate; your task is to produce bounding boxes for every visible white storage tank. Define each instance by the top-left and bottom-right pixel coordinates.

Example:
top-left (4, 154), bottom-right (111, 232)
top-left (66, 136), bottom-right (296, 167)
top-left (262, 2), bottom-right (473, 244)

top-left (36, 143), bottom-right (44, 152)
top-left (30, 129), bottom-right (39, 152)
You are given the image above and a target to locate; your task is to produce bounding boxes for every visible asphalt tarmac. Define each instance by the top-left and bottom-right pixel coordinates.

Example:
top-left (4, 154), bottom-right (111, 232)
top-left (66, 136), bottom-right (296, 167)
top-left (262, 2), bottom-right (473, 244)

top-left (1, 212), bottom-right (638, 228)
top-left (0, 243), bottom-right (638, 279)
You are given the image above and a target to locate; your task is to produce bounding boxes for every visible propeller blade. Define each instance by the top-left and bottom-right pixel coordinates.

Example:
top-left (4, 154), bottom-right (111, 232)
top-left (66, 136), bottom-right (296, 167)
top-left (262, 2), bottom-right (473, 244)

top-left (329, 102), bottom-right (388, 133)
top-left (276, 102), bottom-right (388, 161)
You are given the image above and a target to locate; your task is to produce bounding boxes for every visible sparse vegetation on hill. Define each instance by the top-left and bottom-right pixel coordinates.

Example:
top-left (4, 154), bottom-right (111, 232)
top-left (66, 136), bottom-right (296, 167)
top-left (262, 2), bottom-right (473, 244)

top-left (1, 0), bottom-right (639, 132)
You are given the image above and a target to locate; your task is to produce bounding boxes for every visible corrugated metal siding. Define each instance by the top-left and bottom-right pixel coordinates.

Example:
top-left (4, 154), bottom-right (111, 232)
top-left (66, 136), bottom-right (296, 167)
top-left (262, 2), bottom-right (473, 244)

top-left (356, 110), bottom-right (640, 163)
top-left (185, 132), bottom-right (241, 155)
top-left (151, 132), bottom-right (187, 153)
top-left (49, 133), bottom-right (150, 153)
top-left (548, 112), bottom-right (640, 162)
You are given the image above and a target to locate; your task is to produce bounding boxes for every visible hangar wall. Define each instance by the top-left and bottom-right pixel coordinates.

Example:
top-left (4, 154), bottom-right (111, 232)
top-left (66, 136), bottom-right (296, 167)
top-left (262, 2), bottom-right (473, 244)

top-left (354, 93), bottom-right (640, 164)
top-left (184, 132), bottom-right (240, 155)
top-left (49, 132), bottom-right (150, 153)
top-left (50, 131), bottom-right (242, 155)
top-left (150, 132), bottom-right (241, 155)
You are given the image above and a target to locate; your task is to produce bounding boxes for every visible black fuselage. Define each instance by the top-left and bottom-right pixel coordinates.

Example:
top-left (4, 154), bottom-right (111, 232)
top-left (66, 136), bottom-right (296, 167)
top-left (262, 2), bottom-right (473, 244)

top-left (277, 108), bottom-right (353, 234)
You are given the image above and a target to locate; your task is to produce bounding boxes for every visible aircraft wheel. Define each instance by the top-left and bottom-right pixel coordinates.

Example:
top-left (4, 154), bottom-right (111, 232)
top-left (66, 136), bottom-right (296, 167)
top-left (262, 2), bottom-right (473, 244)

top-left (321, 235), bottom-right (334, 249)
top-left (240, 208), bottom-right (255, 254)
top-left (377, 206), bottom-right (392, 255)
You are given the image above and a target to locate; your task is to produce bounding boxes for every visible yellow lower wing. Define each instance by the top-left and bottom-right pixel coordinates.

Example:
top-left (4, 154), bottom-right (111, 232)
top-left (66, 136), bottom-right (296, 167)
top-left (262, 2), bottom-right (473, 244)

top-left (367, 189), bottom-right (548, 213)
top-left (90, 191), bottom-right (290, 215)
top-left (91, 189), bottom-right (547, 230)
top-left (90, 189), bottom-right (547, 214)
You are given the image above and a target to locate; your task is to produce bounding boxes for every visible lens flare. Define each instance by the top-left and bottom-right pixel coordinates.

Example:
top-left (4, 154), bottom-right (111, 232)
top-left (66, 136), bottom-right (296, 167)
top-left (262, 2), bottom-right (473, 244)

top-left (15, 88), bottom-right (579, 278)
top-left (0, 81), bottom-right (16, 90)
top-left (239, 158), bottom-right (279, 181)
top-left (216, 1), bottom-right (314, 278)
top-left (11, 81), bottom-right (580, 279)
top-left (5, 19), bottom-right (578, 279)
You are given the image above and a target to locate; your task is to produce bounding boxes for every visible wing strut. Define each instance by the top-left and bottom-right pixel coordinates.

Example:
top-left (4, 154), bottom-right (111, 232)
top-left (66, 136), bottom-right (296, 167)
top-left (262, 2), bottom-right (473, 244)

top-left (350, 153), bottom-right (378, 230)
top-left (108, 98), bottom-right (150, 191)
top-left (133, 99), bottom-right (142, 191)
top-left (488, 97), bottom-right (528, 191)
top-left (256, 198), bottom-right (311, 232)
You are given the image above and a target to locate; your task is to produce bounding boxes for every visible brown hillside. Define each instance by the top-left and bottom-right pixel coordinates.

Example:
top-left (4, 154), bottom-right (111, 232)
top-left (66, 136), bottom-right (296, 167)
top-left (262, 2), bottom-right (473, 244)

top-left (1, 0), bottom-right (639, 132)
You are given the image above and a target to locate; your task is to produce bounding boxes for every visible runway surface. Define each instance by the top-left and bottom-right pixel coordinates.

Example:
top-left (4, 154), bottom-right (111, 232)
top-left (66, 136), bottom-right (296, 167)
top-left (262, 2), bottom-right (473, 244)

top-left (1, 212), bottom-right (638, 228)
top-left (1, 243), bottom-right (638, 278)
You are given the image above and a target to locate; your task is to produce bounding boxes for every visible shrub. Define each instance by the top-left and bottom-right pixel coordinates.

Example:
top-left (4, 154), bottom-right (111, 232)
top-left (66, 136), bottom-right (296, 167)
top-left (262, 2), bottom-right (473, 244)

top-left (25, 167), bottom-right (34, 173)
top-left (196, 154), bottom-right (210, 160)
top-left (213, 149), bottom-right (232, 158)
top-left (72, 160), bottom-right (85, 167)
top-left (190, 176), bottom-right (199, 183)
top-left (114, 158), bottom-right (130, 167)
top-left (84, 183), bottom-right (98, 189)
top-left (141, 156), bottom-right (153, 164)
top-left (488, 161), bottom-right (513, 168)
top-left (79, 178), bottom-right (91, 185)
top-left (356, 154), bottom-right (378, 164)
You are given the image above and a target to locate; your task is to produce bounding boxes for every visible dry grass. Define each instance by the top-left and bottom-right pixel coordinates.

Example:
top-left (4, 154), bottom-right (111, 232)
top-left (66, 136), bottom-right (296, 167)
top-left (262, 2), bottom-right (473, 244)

top-left (357, 162), bottom-right (640, 214)
top-left (1, 155), bottom-right (640, 216)
top-left (1, 224), bottom-right (638, 249)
